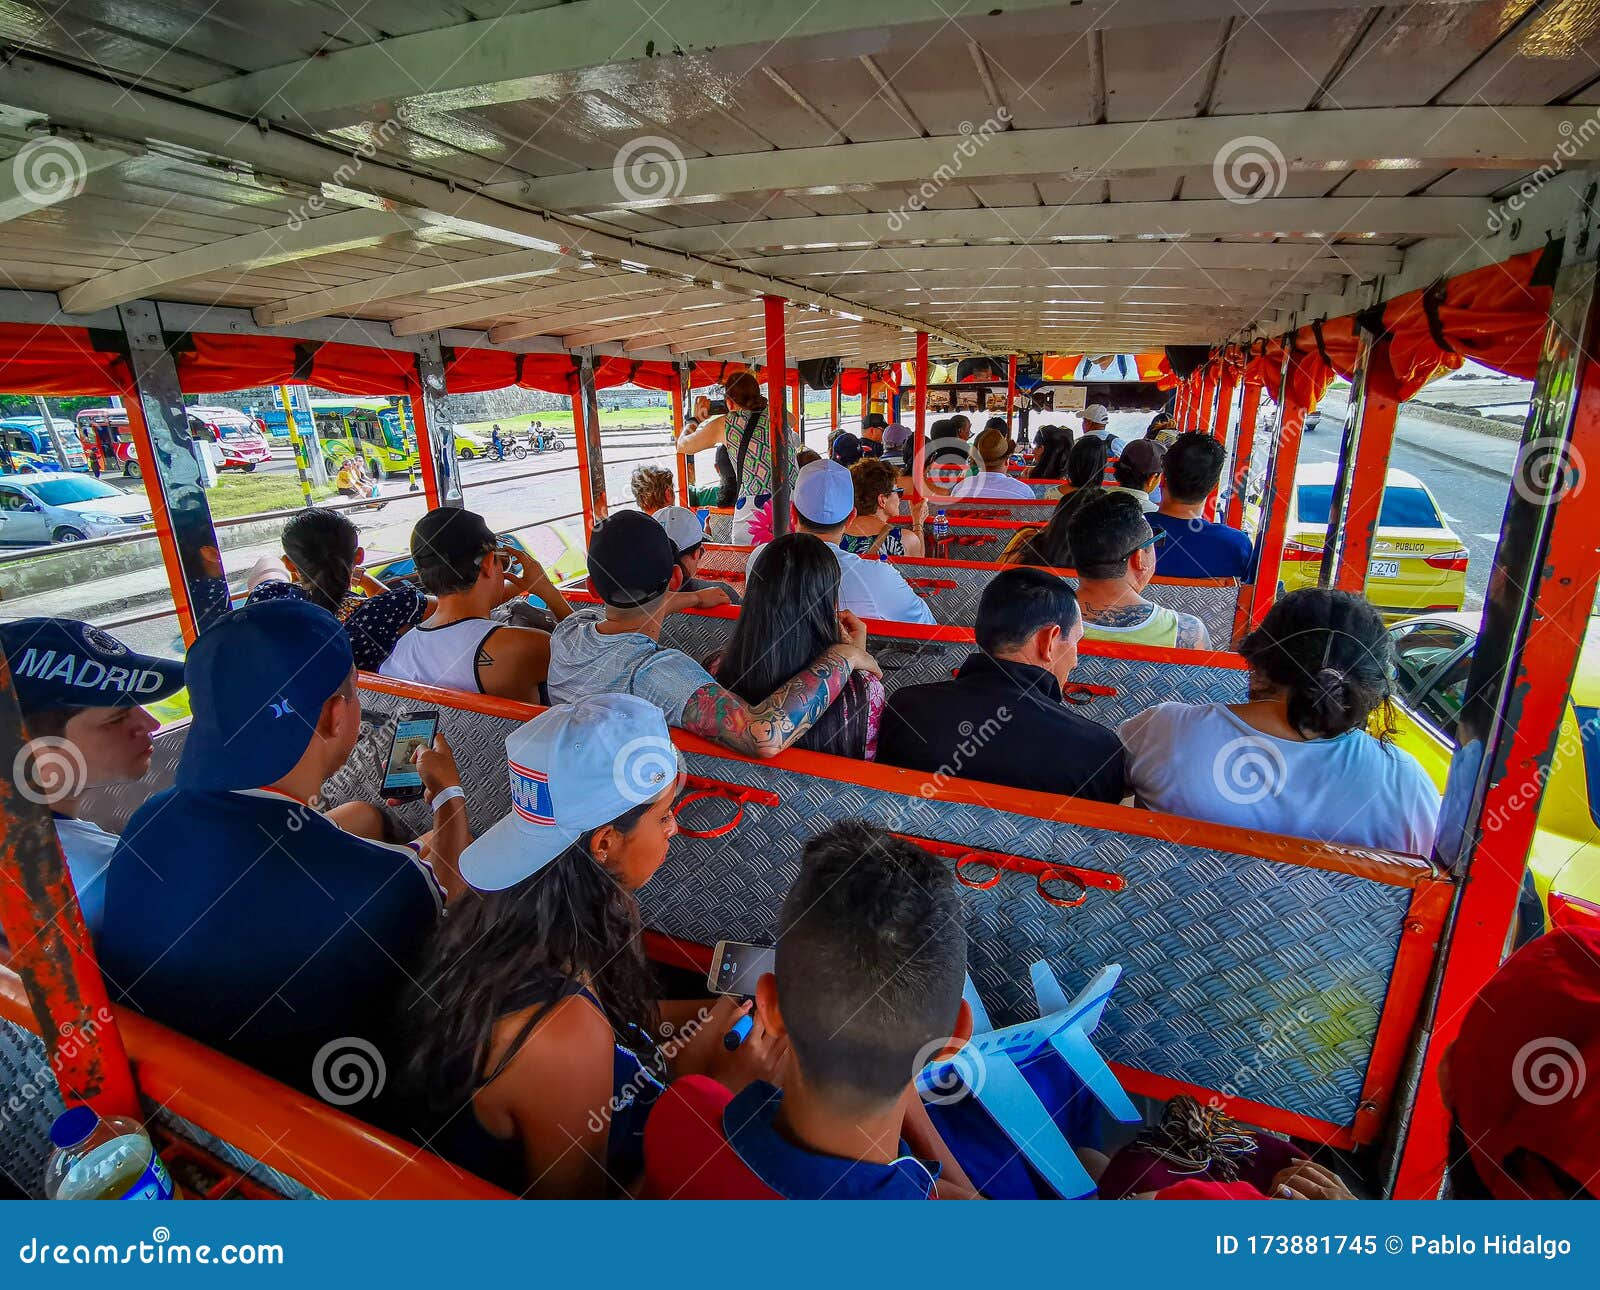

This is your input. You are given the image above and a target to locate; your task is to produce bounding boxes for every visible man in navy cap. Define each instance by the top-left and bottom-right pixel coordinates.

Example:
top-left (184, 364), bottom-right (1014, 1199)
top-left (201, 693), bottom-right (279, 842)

top-left (2, 618), bottom-right (186, 935)
top-left (99, 598), bottom-right (469, 1100)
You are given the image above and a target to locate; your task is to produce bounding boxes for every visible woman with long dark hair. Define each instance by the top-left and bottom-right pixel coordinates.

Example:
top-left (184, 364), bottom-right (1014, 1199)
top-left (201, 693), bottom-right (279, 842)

top-left (710, 533), bottom-right (885, 759)
top-left (403, 695), bottom-right (778, 1198)
top-left (246, 507), bottom-right (432, 670)
top-left (1118, 588), bottom-right (1441, 854)
top-left (1029, 424), bottom-right (1075, 480)
top-left (673, 370), bottom-right (798, 543)
top-left (1001, 436), bottom-right (1114, 567)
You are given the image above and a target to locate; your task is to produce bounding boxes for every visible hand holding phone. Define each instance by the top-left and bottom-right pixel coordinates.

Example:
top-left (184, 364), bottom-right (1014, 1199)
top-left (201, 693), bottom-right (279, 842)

top-left (707, 939), bottom-right (776, 997)
top-left (381, 710), bottom-right (440, 801)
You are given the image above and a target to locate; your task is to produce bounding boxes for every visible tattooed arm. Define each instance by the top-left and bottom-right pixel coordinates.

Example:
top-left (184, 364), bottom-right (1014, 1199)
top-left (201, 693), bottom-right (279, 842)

top-left (1175, 612), bottom-right (1211, 651)
top-left (678, 643), bottom-right (872, 758)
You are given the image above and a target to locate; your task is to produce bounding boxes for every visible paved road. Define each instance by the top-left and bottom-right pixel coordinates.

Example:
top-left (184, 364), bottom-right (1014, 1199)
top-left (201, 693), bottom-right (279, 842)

top-left (3, 419), bottom-right (837, 657)
top-left (1297, 398), bottom-right (1517, 610)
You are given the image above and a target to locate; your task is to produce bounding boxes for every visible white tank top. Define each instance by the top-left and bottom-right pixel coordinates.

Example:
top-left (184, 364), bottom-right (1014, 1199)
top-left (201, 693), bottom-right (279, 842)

top-left (379, 618), bottom-right (496, 693)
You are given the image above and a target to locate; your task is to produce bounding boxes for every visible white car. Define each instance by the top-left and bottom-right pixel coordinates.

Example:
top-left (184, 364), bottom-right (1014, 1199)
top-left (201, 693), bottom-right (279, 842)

top-left (0, 472), bottom-right (154, 545)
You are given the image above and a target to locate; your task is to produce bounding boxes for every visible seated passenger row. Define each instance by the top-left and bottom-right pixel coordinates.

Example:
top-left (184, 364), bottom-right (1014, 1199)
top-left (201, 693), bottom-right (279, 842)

top-left (7, 603), bottom-right (1588, 1201)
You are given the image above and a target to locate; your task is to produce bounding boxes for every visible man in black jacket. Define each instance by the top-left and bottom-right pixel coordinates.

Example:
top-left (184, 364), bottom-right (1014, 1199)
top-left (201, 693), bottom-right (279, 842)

top-left (877, 567), bottom-right (1126, 803)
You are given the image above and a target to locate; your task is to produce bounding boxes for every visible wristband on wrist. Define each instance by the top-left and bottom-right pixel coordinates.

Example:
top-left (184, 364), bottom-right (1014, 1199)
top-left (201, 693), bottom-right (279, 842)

top-left (430, 784), bottom-right (465, 813)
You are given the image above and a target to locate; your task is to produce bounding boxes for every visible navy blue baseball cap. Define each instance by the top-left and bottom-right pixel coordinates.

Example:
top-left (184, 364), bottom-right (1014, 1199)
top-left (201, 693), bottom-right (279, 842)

top-left (1, 618), bottom-right (184, 711)
top-left (177, 599), bottom-right (354, 792)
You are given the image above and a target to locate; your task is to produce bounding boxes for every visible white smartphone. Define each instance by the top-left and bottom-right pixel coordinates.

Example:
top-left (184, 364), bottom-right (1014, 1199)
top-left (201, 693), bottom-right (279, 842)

top-left (706, 939), bottom-right (776, 997)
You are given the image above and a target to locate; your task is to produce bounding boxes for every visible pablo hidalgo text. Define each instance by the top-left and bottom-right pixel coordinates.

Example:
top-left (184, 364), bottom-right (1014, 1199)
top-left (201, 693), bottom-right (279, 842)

top-left (1411, 1234), bottom-right (1571, 1259)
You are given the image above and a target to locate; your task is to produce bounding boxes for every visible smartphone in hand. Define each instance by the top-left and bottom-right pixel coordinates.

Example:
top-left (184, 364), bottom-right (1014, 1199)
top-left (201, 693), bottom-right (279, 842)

top-left (706, 940), bottom-right (776, 996)
top-left (381, 710), bottom-right (439, 802)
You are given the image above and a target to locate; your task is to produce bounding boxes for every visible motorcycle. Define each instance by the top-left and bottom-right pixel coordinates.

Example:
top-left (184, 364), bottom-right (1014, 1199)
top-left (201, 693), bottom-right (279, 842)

top-left (526, 428), bottom-right (567, 454)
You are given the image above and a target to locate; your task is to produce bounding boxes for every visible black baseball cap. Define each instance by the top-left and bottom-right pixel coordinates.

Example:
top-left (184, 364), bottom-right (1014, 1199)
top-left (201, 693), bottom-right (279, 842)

top-left (1, 618), bottom-right (185, 711)
top-left (587, 510), bottom-right (678, 608)
top-left (411, 506), bottom-right (497, 577)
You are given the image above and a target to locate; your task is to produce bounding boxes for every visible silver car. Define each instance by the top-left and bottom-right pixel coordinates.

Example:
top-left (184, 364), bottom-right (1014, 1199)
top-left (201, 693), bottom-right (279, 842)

top-left (0, 472), bottom-right (153, 545)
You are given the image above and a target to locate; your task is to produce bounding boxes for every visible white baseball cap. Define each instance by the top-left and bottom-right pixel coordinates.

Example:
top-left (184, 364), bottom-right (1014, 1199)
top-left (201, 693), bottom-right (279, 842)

top-left (654, 505), bottom-right (706, 555)
top-left (1082, 404), bottom-right (1110, 426)
top-left (460, 694), bottom-right (680, 892)
top-left (792, 458), bottom-right (855, 526)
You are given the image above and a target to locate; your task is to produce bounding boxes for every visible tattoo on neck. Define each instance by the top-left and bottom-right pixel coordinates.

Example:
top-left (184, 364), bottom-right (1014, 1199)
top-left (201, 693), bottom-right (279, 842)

top-left (1081, 601), bottom-right (1155, 629)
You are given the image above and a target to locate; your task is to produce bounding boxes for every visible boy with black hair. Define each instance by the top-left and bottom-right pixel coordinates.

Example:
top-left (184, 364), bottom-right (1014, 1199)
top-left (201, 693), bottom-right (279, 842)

top-left (1067, 491), bottom-right (1210, 650)
top-left (380, 507), bottom-right (573, 702)
top-left (1149, 433), bottom-right (1254, 579)
top-left (877, 567), bottom-right (1125, 802)
top-left (644, 820), bottom-right (979, 1199)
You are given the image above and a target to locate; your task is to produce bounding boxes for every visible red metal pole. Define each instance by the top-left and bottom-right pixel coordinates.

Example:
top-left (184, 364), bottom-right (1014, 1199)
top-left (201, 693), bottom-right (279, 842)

top-left (1205, 364), bottom-right (1240, 519)
top-left (1197, 364), bottom-right (1218, 435)
top-left (1393, 246), bottom-right (1600, 1199)
top-left (572, 355), bottom-right (609, 537)
top-left (409, 382), bottom-right (443, 513)
top-left (830, 376), bottom-right (840, 436)
top-left (118, 394), bottom-right (197, 644)
top-left (912, 331), bottom-right (930, 496)
top-left (1324, 337), bottom-right (1401, 593)
top-left (763, 295), bottom-right (790, 537)
top-left (1227, 380), bottom-right (1264, 530)
top-left (671, 365), bottom-right (690, 506)
top-left (1247, 345), bottom-right (1306, 629)
top-left (1006, 354), bottom-right (1018, 425)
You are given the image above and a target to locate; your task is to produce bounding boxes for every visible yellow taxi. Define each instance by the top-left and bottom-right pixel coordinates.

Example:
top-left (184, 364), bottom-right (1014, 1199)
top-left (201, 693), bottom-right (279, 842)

top-left (1279, 464), bottom-right (1469, 615)
top-left (1386, 611), bottom-right (1600, 932)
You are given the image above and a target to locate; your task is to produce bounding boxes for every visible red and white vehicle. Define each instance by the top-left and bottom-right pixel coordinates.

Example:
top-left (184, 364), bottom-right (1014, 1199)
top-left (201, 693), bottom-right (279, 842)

top-left (187, 405), bottom-right (272, 471)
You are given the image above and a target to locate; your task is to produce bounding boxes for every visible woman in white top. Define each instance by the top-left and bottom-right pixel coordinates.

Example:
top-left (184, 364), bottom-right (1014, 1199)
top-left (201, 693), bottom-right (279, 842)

top-left (1118, 588), bottom-right (1441, 856)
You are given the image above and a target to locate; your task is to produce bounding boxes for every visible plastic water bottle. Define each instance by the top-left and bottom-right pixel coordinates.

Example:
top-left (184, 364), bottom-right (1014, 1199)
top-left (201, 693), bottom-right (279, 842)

top-left (44, 1107), bottom-right (174, 1200)
top-left (933, 509), bottom-right (949, 547)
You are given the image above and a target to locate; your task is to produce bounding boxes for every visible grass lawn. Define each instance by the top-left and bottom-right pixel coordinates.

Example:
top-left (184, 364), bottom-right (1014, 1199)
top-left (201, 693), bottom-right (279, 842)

top-left (207, 472), bottom-right (338, 519)
top-left (458, 396), bottom-right (863, 438)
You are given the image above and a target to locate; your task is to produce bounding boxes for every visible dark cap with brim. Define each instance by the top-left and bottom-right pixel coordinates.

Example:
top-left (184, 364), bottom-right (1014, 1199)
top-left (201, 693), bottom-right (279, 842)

top-left (177, 599), bottom-right (354, 792)
top-left (1, 618), bottom-right (185, 711)
top-left (587, 510), bottom-right (678, 608)
top-left (410, 506), bottom-right (497, 575)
